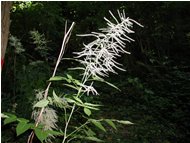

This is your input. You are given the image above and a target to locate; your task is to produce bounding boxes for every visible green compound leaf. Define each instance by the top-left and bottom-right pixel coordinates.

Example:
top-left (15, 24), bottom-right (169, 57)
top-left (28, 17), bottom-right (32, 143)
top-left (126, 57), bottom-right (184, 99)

top-left (33, 99), bottom-right (49, 108)
top-left (84, 107), bottom-right (91, 116)
top-left (16, 121), bottom-right (31, 136)
top-left (91, 120), bottom-right (106, 132)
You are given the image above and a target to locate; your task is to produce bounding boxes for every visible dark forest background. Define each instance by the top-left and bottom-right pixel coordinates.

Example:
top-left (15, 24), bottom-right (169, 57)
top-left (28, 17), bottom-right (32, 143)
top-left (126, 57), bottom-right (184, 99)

top-left (1, 1), bottom-right (190, 143)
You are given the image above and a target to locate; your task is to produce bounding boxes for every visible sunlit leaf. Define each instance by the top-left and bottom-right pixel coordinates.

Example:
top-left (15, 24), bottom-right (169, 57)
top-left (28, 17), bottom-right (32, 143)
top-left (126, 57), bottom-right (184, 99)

top-left (73, 79), bottom-right (81, 86)
top-left (1, 113), bottom-right (8, 118)
top-left (84, 105), bottom-right (99, 110)
top-left (116, 120), bottom-right (134, 125)
top-left (53, 90), bottom-right (60, 102)
top-left (66, 74), bottom-right (73, 80)
top-left (84, 102), bottom-right (102, 107)
top-left (73, 96), bottom-right (83, 104)
top-left (84, 108), bottom-right (91, 116)
top-left (48, 97), bottom-right (53, 104)
top-left (65, 97), bottom-right (76, 103)
top-left (33, 99), bottom-right (49, 108)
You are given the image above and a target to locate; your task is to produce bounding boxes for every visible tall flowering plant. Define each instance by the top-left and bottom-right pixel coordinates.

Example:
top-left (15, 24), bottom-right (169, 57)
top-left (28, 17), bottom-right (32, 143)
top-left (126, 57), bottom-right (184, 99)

top-left (2, 10), bottom-right (143, 143)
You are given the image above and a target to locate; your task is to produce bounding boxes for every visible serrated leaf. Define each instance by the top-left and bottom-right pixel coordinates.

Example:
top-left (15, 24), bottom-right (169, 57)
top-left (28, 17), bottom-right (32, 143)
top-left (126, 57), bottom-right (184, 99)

top-left (116, 120), bottom-right (134, 125)
top-left (84, 108), bottom-right (91, 116)
top-left (4, 114), bottom-right (17, 125)
top-left (91, 120), bottom-right (106, 132)
top-left (34, 99), bottom-right (49, 108)
top-left (105, 119), bottom-right (117, 130)
top-left (16, 122), bottom-right (31, 136)
top-left (85, 136), bottom-right (104, 142)
top-left (49, 76), bottom-right (67, 81)
top-left (35, 128), bottom-right (49, 142)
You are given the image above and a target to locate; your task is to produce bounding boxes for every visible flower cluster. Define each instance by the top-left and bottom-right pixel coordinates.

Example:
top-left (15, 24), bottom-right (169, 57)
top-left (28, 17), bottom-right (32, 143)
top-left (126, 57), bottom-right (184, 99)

top-left (74, 10), bottom-right (143, 95)
top-left (32, 90), bottom-right (58, 130)
top-left (32, 107), bottom-right (58, 131)
top-left (75, 10), bottom-right (143, 82)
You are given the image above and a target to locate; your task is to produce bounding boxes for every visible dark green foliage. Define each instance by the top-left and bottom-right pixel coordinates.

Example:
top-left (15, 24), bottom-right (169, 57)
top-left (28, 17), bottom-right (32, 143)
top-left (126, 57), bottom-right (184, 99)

top-left (1, 1), bottom-right (190, 143)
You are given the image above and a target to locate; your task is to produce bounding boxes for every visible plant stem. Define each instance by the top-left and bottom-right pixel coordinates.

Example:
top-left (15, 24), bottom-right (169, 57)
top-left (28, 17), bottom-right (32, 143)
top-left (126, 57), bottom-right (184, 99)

top-left (27, 22), bottom-right (75, 143)
top-left (67, 121), bottom-right (89, 138)
top-left (62, 77), bottom-right (87, 143)
top-left (62, 104), bottom-right (76, 143)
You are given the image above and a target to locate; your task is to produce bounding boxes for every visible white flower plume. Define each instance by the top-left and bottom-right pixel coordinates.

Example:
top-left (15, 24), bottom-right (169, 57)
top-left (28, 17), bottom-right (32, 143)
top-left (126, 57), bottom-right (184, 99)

top-left (32, 90), bottom-right (58, 131)
top-left (74, 10), bottom-right (143, 95)
top-left (32, 107), bottom-right (58, 131)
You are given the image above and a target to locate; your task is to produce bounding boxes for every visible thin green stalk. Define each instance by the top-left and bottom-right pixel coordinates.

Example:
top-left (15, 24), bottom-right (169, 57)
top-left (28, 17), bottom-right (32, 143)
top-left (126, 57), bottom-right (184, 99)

top-left (62, 104), bottom-right (76, 143)
top-left (62, 79), bottom-right (87, 143)
top-left (67, 121), bottom-right (89, 138)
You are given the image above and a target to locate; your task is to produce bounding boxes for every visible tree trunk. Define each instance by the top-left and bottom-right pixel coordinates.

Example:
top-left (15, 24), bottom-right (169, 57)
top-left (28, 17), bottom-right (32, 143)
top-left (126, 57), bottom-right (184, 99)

top-left (1, 1), bottom-right (12, 68)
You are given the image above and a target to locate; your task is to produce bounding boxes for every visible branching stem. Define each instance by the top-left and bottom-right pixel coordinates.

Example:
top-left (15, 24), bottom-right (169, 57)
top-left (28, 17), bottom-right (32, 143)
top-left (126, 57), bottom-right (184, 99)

top-left (27, 21), bottom-right (75, 143)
